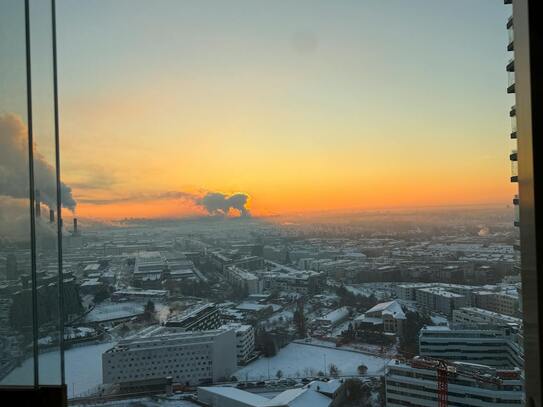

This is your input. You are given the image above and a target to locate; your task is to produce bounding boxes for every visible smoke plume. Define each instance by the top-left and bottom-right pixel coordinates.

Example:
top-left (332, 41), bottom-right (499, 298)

top-left (0, 114), bottom-right (76, 211)
top-left (197, 192), bottom-right (250, 217)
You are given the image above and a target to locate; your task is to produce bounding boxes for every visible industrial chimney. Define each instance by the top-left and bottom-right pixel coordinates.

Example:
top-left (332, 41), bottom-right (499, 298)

top-left (35, 189), bottom-right (41, 218)
top-left (49, 209), bottom-right (55, 223)
top-left (73, 218), bottom-right (78, 235)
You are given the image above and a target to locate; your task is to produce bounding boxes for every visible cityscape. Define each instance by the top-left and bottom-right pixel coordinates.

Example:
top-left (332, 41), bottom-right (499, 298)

top-left (0, 0), bottom-right (529, 406)
top-left (0, 204), bottom-right (524, 406)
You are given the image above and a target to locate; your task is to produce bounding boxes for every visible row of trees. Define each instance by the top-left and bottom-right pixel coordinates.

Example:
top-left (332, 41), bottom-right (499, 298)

top-left (335, 285), bottom-right (379, 310)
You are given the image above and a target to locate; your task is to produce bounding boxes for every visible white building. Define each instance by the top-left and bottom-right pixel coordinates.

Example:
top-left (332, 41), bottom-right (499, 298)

top-left (197, 385), bottom-right (332, 407)
top-left (315, 307), bottom-right (350, 330)
top-left (354, 300), bottom-right (406, 335)
top-left (415, 286), bottom-right (469, 316)
top-left (386, 358), bottom-right (524, 406)
top-left (453, 307), bottom-right (522, 327)
top-left (419, 324), bottom-right (524, 369)
top-left (221, 323), bottom-right (255, 365)
top-left (102, 328), bottom-right (237, 386)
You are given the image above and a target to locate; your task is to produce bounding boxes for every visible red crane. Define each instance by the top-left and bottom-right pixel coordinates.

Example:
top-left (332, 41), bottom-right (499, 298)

top-left (436, 361), bottom-right (449, 407)
top-left (410, 356), bottom-right (514, 407)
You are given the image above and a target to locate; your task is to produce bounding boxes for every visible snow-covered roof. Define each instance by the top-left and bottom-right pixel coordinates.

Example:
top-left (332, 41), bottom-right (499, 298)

top-left (198, 386), bottom-right (270, 406)
top-left (268, 388), bottom-right (332, 407)
top-left (305, 379), bottom-right (342, 395)
top-left (199, 386), bottom-right (332, 407)
top-left (365, 300), bottom-right (406, 320)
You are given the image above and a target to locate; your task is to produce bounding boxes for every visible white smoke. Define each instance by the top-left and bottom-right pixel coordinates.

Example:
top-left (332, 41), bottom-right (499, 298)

top-left (0, 113), bottom-right (76, 211)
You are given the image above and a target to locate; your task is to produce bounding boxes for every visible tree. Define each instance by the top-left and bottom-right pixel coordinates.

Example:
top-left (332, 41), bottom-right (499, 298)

top-left (276, 369), bottom-right (283, 379)
top-left (93, 285), bottom-right (111, 303)
top-left (399, 310), bottom-right (432, 356)
top-left (329, 363), bottom-right (340, 378)
top-left (293, 298), bottom-right (307, 338)
top-left (357, 364), bottom-right (368, 375)
top-left (143, 300), bottom-right (156, 322)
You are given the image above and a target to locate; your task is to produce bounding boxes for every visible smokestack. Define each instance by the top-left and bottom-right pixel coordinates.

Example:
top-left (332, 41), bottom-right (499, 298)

top-left (73, 218), bottom-right (78, 235)
top-left (49, 209), bottom-right (55, 223)
top-left (35, 189), bottom-right (41, 218)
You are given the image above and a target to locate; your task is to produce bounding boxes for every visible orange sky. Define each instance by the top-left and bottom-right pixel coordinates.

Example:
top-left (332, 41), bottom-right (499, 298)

top-left (56, 0), bottom-right (515, 220)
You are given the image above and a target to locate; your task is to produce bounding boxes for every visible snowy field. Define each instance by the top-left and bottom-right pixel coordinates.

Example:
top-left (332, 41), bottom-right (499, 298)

top-left (235, 342), bottom-right (386, 381)
top-left (1, 342), bottom-right (115, 398)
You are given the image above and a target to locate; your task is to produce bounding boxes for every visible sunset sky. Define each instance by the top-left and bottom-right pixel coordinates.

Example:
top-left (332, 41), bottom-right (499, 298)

top-left (54, 0), bottom-right (515, 219)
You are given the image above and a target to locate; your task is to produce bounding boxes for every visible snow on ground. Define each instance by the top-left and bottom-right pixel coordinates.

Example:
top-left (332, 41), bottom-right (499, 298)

top-left (85, 301), bottom-right (143, 322)
top-left (84, 301), bottom-right (166, 323)
top-left (331, 320), bottom-right (351, 336)
top-left (344, 285), bottom-right (392, 301)
top-left (1, 342), bottom-right (115, 398)
top-left (72, 396), bottom-right (199, 406)
top-left (235, 342), bottom-right (386, 381)
top-left (430, 314), bottom-right (449, 326)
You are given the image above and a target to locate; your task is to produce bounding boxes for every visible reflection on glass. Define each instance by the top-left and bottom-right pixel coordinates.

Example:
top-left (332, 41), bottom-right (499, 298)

top-left (0, 0), bottom-right (35, 387)
top-left (29, 0), bottom-right (62, 386)
top-left (1, 0), bottom-right (68, 388)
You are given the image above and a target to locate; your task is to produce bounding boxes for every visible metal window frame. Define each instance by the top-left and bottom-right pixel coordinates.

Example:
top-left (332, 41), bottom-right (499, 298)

top-left (514, 0), bottom-right (543, 406)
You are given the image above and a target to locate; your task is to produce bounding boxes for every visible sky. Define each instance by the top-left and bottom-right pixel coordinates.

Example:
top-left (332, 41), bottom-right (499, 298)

top-left (51, 0), bottom-right (514, 220)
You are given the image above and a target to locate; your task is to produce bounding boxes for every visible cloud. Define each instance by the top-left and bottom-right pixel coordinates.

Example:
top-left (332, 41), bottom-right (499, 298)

top-left (0, 113), bottom-right (76, 211)
top-left (79, 189), bottom-right (251, 217)
top-left (197, 192), bottom-right (250, 217)
top-left (78, 191), bottom-right (195, 205)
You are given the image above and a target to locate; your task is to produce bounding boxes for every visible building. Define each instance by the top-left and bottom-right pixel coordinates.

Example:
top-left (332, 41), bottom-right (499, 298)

top-left (354, 300), bottom-right (406, 335)
top-left (197, 385), bottom-right (332, 407)
top-left (224, 265), bottom-right (262, 295)
top-left (111, 288), bottom-right (169, 302)
top-left (415, 286), bottom-right (469, 316)
top-left (133, 251), bottom-right (166, 288)
top-left (221, 323), bottom-right (255, 365)
top-left (315, 307), bottom-right (350, 330)
top-left (473, 290), bottom-right (520, 317)
top-left (385, 358), bottom-right (524, 407)
top-left (102, 328), bottom-right (237, 386)
top-left (419, 324), bottom-right (523, 369)
top-left (261, 269), bottom-right (324, 295)
top-left (453, 307), bottom-right (522, 327)
top-left (165, 303), bottom-right (222, 331)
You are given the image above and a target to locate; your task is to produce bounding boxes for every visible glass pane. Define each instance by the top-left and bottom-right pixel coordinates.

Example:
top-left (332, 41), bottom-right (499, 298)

top-left (29, 0), bottom-right (63, 386)
top-left (0, 0), bottom-right (35, 387)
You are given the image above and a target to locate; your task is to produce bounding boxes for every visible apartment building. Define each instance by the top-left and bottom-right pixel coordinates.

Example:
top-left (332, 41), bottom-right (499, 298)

top-left (221, 323), bottom-right (255, 365)
top-left (453, 307), bottom-right (522, 327)
top-left (224, 265), bottom-right (262, 295)
top-left (165, 303), bottom-right (222, 331)
top-left (473, 290), bottom-right (520, 317)
top-left (102, 328), bottom-right (237, 386)
top-left (415, 287), bottom-right (469, 316)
